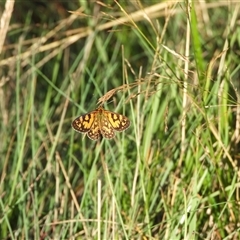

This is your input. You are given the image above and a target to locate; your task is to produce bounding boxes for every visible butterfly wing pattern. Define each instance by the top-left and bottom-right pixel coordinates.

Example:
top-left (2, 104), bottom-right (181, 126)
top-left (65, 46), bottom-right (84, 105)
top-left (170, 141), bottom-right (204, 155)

top-left (72, 106), bottom-right (130, 140)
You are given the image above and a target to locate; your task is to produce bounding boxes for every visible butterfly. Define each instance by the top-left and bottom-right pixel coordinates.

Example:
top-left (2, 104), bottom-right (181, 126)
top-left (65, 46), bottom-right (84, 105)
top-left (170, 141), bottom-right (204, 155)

top-left (72, 106), bottom-right (130, 140)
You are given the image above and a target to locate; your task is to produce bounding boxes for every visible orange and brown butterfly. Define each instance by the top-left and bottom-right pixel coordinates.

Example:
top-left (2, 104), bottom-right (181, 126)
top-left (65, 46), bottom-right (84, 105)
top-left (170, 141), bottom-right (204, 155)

top-left (71, 106), bottom-right (130, 140)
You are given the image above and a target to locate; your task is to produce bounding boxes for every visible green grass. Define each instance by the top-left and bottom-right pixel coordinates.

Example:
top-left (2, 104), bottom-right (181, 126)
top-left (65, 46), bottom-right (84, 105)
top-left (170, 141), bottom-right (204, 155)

top-left (0, 1), bottom-right (240, 239)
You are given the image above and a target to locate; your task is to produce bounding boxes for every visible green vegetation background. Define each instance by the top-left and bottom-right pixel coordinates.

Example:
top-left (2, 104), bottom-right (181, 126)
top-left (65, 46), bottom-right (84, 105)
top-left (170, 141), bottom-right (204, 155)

top-left (0, 1), bottom-right (240, 239)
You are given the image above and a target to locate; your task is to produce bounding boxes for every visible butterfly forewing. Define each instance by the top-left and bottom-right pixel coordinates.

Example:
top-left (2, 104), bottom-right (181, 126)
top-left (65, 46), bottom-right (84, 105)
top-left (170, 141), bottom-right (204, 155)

top-left (72, 111), bottom-right (96, 133)
top-left (103, 110), bottom-right (130, 131)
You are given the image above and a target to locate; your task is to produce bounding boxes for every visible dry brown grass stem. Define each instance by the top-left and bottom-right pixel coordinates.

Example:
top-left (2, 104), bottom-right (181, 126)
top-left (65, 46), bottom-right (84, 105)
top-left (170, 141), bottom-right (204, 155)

top-left (97, 76), bottom-right (169, 105)
top-left (0, 0), bottom-right (14, 54)
top-left (0, 1), bottom-right (234, 68)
